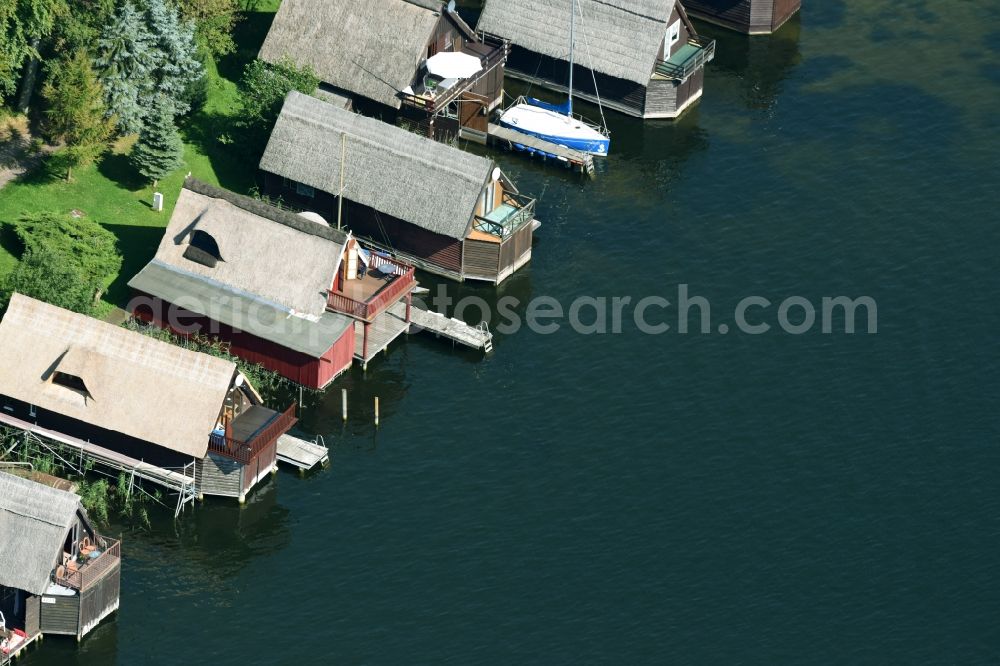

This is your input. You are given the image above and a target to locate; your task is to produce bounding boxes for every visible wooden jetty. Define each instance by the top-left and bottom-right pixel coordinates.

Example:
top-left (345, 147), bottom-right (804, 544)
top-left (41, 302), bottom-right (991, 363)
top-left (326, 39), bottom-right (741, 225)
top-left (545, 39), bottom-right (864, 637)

top-left (389, 300), bottom-right (494, 353)
top-left (276, 434), bottom-right (329, 471)
top-left (486, 122), bottom-right (595, 176)
top-left (0, 412), bottom-right (197, 516)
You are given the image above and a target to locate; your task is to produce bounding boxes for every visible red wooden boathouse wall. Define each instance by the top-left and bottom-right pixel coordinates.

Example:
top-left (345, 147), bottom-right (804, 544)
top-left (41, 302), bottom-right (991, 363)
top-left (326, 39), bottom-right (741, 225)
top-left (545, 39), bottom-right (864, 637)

top-left (130, 293), bottom-right (354, 390)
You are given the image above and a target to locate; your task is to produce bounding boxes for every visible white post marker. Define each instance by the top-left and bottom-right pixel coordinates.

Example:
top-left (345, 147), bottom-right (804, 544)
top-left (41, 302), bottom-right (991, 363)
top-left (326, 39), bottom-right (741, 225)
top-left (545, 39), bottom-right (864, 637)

top-left (153, 192), bottom-right (164, 212)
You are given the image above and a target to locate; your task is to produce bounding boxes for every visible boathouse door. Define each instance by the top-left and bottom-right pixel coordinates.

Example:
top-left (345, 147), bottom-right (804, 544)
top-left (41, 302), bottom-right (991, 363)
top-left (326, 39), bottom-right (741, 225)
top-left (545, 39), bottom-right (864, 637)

top-left (667, 20), bottom-right (681, 57)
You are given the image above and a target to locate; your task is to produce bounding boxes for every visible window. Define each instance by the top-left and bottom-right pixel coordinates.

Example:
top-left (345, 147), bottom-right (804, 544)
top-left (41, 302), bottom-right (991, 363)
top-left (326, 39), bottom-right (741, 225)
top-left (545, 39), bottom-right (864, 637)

top-left (667, 20), bottom-right (681, 53)
top-left (183, 229), bottom-right (223, 268)
top-left (444, 31), bottom-right (453, 51)
top-left (296, 182), bottom-right (315, 198)
top-left (53, 371), bottom-right (89, 395)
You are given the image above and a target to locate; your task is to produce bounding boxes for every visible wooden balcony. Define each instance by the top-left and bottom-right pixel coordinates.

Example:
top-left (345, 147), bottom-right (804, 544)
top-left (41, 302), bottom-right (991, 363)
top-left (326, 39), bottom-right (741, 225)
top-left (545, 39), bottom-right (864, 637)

top-left (654, 35), bottom-right (716, 82)
top-left (55, 535), bottom-right (120, 591)
top-left (399, 37), bottom-right (508, 114)
top-left (327, 253), bottom-right (416, 322)
top-left (473, 191), bottom-right (536, 238)
top-left (208, 403), bottom-right (297, 465)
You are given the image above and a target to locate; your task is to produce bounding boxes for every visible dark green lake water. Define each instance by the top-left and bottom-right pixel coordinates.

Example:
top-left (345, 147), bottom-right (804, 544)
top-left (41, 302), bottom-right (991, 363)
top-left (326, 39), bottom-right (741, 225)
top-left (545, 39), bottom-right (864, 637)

top-left (26, 2), bottom-right (1000, 663)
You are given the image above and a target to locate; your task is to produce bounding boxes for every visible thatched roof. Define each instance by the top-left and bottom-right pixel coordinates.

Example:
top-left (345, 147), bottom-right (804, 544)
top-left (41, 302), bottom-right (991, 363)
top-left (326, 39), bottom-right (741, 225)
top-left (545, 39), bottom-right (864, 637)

top-left (129, 261), bottom-right (354, 359)
top-left (259, 0), bottom-right (448, 109)
top-left (0, 294), bottom-right (235, 459)
top-left (128, 179), bottom-right (354, 358)
top-left (147, 179), bottom-right (347, 318)
top-left (477, 0), bottom-right (677, 85)
top-left (260, 91), bottom-right (492, 240)
top-left (0, 472), bottom-right (81, 595)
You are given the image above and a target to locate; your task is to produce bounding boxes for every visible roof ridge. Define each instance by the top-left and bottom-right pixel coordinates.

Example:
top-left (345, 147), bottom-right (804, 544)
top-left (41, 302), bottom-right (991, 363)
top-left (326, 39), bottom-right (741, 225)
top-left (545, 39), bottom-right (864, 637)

top-left (588, 0), bottom-right (670, 24)
top-left (183, 178), bottom-right (349, 244)
top-left (285, 106), bottom-right (487, 185)
top-left (402, 0), bottom-right (442, 11)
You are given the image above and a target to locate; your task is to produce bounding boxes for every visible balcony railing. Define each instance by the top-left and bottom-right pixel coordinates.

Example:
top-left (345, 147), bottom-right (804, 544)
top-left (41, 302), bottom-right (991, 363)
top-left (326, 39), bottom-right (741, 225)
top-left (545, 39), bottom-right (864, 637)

top-left (654, 35), bottom-right (716, 82)
top-left (55, 536), bottom-right (120, 591)
top-left (399, 36), bottom-right (508, 114)
top-left (208, 403), bottom-right (297, 465)
top-left (327, 253), bottom-right (416, 322)
top-left (473, 191), bottom-right (536, 238)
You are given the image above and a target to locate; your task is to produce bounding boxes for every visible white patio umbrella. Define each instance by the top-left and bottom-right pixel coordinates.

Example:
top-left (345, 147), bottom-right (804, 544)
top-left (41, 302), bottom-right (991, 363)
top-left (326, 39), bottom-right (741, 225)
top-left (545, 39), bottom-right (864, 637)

top-left (425, 51), bottom-right (482, 79)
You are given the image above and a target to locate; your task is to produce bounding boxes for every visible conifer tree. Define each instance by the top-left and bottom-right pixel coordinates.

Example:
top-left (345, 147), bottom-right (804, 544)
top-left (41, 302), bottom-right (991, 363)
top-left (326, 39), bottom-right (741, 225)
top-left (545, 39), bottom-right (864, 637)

top-left (131, 96), bottom-right (184, 187)
top-left (42, 49), bottom-right (114, 181)
top-left (145, 0), bottom-right (203, 117)
top-left (94, 1), bottom-right (156, 135)
top-left (93, 0), bottom-right (204, 134)
top-left (0, 0), bottom-right (68, 104)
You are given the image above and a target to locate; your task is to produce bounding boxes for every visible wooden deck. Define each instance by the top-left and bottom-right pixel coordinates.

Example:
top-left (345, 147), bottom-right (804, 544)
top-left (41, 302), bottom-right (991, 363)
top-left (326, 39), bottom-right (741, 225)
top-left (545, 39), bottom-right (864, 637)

top-left (276, 434), bottom-right (329, 470)
top-left (354, 308), bottom-right (410, 364)
top-left (487, 123), bottom-right (595, 175)
top-left (0, 629), bottom-right (41, 665)
top-left (334, 271), bottom-right (396, 302)
top-left (390, 301), bottom-right (493, 353)
top-left (229, 405), bottom-right (278, 442)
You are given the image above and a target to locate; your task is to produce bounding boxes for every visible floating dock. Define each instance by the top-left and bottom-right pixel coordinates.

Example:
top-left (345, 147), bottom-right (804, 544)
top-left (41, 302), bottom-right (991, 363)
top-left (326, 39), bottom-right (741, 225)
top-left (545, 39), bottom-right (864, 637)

top-left (486, 123), bottom-right (595, 176)
top-left (389, 300), bottom-right (493, 353)
top-left (276, 434), bottom-right (329, 471)
top-left (0, 630), bottom-right (41, 665)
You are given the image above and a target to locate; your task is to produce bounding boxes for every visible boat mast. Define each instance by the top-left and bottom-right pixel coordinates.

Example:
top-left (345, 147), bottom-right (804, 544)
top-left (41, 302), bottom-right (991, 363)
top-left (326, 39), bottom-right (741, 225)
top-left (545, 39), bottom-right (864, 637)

top-left (568, 0), bottom-right (574, 116)
top-left (337, 133), bottom-right (345, 230)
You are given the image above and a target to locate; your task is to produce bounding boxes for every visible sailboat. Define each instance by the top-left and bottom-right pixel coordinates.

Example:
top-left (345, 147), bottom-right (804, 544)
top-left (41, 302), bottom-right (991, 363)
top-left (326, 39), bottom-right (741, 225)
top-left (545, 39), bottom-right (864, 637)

top-left (497, 0), bottom-right (610, 156)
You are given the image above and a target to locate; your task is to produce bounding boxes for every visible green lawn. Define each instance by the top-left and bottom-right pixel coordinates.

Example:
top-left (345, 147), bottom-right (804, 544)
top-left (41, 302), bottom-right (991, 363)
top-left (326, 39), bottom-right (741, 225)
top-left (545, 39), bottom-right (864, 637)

top-left (0, 1), bottom-right (281, 310)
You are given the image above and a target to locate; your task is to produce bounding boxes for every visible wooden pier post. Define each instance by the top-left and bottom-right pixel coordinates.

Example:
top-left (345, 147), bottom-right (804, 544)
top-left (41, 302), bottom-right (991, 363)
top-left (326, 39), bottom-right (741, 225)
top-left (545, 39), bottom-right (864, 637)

top-left (342, 389), bottom-right (348, 421)
top-left (374, 397), bottom-right (379, 427)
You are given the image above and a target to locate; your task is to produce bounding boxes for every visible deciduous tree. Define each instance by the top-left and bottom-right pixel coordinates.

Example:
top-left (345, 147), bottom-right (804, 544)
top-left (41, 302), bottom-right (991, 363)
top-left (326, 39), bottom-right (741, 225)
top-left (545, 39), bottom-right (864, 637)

top-left (178, 0), bottom-right (239, 57)
top-left (238, 57), bottom-right (318, 136)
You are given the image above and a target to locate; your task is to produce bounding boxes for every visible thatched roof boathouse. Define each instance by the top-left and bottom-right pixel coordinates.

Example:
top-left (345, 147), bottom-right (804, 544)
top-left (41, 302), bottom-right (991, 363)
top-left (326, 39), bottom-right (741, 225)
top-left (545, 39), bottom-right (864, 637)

top-left (129, 179), bottom-right (416, 379)
top-left (0, 294), bottom-right (297, 504)
top-left (477, 0), bottom-right (715, 120)
top-left (683, 0), bottom-right (800, 35)
top-left (0, 472), bottom-right (120, 655)
top-left (260, 92), bottom-right (538, 285)
top-left (259, 0), bottom-right (508, 142)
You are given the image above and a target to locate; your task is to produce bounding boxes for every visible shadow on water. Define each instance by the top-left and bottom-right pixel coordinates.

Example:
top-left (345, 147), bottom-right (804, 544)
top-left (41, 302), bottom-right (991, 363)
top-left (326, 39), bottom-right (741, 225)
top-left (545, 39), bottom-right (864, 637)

top-left (147, 481), bottom-right (292, 574)
top-left (293, 359), bottom-right (416, 444)
top-left (696, 13), bottom-right (803, 111)
top-left (22, 618), bottom-right (120, 666)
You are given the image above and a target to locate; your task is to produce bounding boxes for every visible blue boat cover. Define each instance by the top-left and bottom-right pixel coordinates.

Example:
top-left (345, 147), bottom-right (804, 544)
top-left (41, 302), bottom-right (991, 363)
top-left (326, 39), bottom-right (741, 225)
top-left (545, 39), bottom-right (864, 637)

top-left (526, 97), bottom-right (571, 116)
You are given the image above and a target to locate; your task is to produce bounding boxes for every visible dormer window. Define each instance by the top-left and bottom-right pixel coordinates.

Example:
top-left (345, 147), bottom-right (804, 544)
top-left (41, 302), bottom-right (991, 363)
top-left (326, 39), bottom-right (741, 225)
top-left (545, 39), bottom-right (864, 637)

top-left (52, 371), bottom-right (90, 396)
top-left (183, 229), bottom-right (223, 268)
